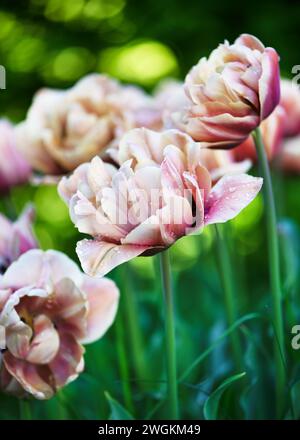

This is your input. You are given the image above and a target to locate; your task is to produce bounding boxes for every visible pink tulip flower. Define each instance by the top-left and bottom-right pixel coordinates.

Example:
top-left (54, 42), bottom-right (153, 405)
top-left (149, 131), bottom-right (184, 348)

top-left (59, 128), bottom-right (263, 277)
top-left (154, 80), bottom-right (190, 129)
top-left (176, 34), bottom-right (280, 148)
top-left (15, 74), bottom-right (160, 174)
top-left (278, 136), bottom-right (300, 173)
top-left (0, 205), bottom-right (37, 274)
top-left (0, 249), bottom-right (119, 399)
top-left (0, 120), bottom-right (31, 193)
top-left (280, 79), bottom-right (300, 137)
top-left (233, 105), bottom-right (286, 162)
top-left (118, 127), bottom-right (252, 181)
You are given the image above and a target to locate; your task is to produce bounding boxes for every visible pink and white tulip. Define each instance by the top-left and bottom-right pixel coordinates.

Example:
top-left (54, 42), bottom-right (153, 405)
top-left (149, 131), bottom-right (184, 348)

top-left (15, 74), bottom-right (160, 174)
top-left (59, 128), bottom-right (263, 277)
top-left (233, 104), bottom-right (286, 162)
top-left (280, 79), bottom-right (300, 137)
top-left (154, 80), bottom-right (190, 129)
top-left (278, 136), bottom-right (300, 173)
top-left (118, 127), bottom-right (252, 181)
top-left (176, 34), bottom-right (280, 148)
top-left (0, 120), bottom-right (31, 193)
top-left (0, 205), bottom-right (37, 274)
top-left (0, 249), bottom-right (119, 399)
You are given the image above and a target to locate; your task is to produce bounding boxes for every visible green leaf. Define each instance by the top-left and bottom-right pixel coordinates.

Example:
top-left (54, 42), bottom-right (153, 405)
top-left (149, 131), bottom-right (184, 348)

top-left (180, 312), bottom-right (264, 382)
top-left (291, 380), bottom-right (300, 419)
top-left (278, 219), bottom-right (300, 296)
top-left (204, 372), bottom-right (246, 420)
top-left (105, 392), bottom-right (134, 420)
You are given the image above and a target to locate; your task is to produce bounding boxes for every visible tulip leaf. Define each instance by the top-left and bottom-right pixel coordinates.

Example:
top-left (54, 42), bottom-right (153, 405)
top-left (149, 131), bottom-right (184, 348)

top-left (278, 219), bottom-right (300, 296)
top-left (204, 372), bottom-right (246, 420)
top-left (105, 392), bottom-right (134, 420)
top-left (180, 312), bottom-right (264, 382)
top-left (291, 380), bottom-right (300, 420)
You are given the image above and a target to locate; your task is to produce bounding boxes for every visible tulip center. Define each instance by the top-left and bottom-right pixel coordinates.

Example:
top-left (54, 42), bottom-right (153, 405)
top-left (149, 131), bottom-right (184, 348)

top-left (19, 308), bottom-right (34, 330)
top-left (0, 256), bottom-right (9, 275)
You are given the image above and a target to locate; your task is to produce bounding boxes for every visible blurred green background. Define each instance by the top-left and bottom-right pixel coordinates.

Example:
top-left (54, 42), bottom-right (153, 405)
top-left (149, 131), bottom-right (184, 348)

top-left (1, 0), bottom-right (300, 421)
top-left (1, 0), bottom-right (300, 120)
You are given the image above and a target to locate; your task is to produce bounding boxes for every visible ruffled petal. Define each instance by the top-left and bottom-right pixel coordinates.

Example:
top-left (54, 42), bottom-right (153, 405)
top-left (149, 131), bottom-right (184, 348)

top-left (3, 352), bottom-right (54, 399)
top-left (80, 276), bottom-right (119, 344)
top-left (205, 174), bottom-right (263, 225)
top-left (259, 48), bottom-right (281, 120)
top-left (77, 239), bottom-right (149, 277)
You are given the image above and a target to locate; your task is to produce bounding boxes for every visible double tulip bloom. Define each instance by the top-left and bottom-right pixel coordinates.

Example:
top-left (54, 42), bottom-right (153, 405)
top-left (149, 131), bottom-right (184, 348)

top-left (0, 250), bottom-right (119, 399)
top-left (176, 34), bottom-right (280, 148)
top-left (59, 128), bottom-right (263, 277)
top-left (277, 80), bottom-right (300, 172)
top-left (0, 120), bottom-right (31, 193)
top-left (0, 205), bottom-right (37, 274)
top-left (15, 74), bottom-right (161, 175)
top-left (232, 78), bottom-right (300, 171)
top-left (233, 104), bottom-right (286, 162)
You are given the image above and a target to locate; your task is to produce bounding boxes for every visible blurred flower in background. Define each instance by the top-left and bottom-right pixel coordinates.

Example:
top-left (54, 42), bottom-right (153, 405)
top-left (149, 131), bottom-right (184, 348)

top-left (233, 104), bottom-right (286, 162)
top-left (0, 205), bottom-right (37, 274)
top-left (280, 79), bottom-right (300, 137)
top-left (276, 79), bottom-right (300, 173)
top-left (0, 120), bottom-right (31, 193)
top-left (153, 80), bottom-right (190, 129)
top-left (15, 74), bottom-right (161, 174)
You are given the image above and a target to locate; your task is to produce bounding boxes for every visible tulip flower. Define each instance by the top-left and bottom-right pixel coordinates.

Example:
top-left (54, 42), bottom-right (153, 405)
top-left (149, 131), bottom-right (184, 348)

top-left (118, 127), bottom-right (252, 181)
top-left (0, 120), bottom-right (31, 193)
top-left (154, 80), bottom-right (190, 129)
top-left (59, 128), bottom-right (263, 277)
top-left (280, 79), bottom-right (300, 137)
top-left (0, 205), bottom-right (37, 274)
top-left (176, 34), bottom-right (280, 148)
top-left (233, 105), bottom-right (286, 162)
top-left (15, 74), bottom-right (160, 174)
top-left (0, 249), bottom-right (119, 399)
top-left (278, 136), bottom-right (300, 172)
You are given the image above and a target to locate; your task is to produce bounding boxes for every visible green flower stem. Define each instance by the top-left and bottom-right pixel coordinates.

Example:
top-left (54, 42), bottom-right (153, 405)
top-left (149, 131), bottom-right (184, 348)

top-left (19, 399), bottom-right (32, 420)
top-left (214, 224), bottom-right (244, 372)
top-left (159, 250), bottom-right (179, 420)
top-left (115, 314), bottom-right (135, 415)
top-left (120, 265), bottom-right (148, 385)
top-left (253, 127), bottom-right (286, 417)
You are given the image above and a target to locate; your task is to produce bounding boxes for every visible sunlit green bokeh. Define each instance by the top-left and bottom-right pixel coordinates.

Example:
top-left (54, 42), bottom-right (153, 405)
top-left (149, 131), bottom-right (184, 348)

top-left (98, 40), bottom-right (179, 86)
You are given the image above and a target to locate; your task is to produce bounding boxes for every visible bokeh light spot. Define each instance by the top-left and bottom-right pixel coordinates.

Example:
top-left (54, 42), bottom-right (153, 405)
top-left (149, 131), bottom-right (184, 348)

top-left (7, 37), bottom-right (45, 73)
top-left (45, 0), bottom-right (84, 22)
top-left (0, 12), bottom-right (15, 40)
top-left (83, 0), bottom-right (125, 21)
top-left (34, 224), bottom-right (55, 250)
top-left (98, 40), bottom-right (178, 86)
top-left (231, 193), bottom-right (263, 232)
top-left (129, 256), bottom-right (155, 280)
top-left (34, 185), bottom-right (71, 225)
top-left (49, 47), bottom-right (94, 82)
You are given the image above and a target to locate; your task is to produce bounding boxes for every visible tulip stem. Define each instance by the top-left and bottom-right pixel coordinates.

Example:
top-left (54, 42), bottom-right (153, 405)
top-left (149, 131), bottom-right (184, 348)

top-left (253, 127), bottom-right (286, 417)
top-left (159, 250), bottom-right (179, 420)
top-left (115, 315), bottom-right (135, 415)
top-left (19, 399), bottom-right (32, 420)
top-left (121, 265), bottom-right (148, 385)
top-left (214, 224), bottom-right (244, 372)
